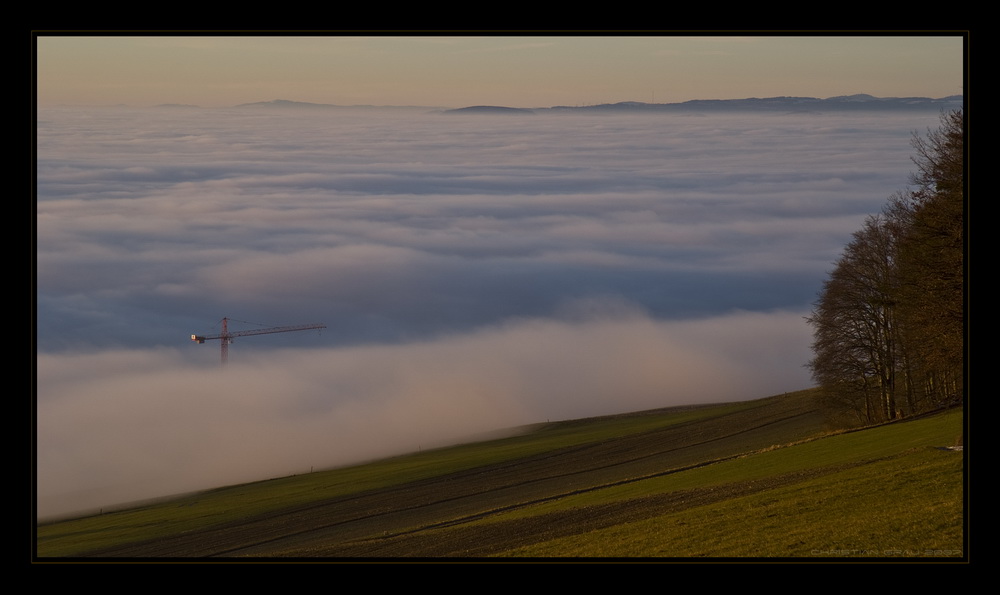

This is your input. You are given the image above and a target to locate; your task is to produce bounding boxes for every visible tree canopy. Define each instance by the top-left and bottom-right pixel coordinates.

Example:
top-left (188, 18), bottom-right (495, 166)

top-left (808, 110), bottom-right (965, 425)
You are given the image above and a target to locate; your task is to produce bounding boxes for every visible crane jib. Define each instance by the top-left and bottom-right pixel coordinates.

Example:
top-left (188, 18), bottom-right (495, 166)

top-left (191, 318), bottom-right (326, 365)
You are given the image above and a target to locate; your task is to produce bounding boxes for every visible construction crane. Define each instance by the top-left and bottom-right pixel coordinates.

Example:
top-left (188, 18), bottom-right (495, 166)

top-left (191, 317), bottom-right (326, 365)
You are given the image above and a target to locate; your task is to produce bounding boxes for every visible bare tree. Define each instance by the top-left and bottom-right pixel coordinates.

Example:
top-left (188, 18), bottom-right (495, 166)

top-left (808, 110), bottom-right (964, 424)
top-left (894, 109), bottom-right (965, 407)
top-left (808, 214), bottom-right (901, 424)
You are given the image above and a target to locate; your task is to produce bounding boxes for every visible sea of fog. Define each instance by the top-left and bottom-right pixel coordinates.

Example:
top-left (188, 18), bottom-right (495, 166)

top-left (35, 105), bottom-right (946, 518)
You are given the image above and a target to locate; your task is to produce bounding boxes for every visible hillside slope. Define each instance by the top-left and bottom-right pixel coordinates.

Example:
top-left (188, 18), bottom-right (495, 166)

top-left (36, 389), bottom-right (964, 559)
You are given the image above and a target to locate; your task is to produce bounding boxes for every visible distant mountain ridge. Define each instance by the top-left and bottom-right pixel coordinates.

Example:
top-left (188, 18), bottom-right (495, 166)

top-left (541, 94), bottom-right (963, 113)
top-left (443, 105), bottom-right (537, 115)
top-left (231, 95), bottom-right (963, 114)
top-left (233, 99), bottom-right (435, 110)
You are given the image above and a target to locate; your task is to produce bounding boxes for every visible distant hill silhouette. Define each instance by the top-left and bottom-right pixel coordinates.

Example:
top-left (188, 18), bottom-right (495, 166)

top-left (442, 106), bottom-right (537, 115)
top-left (232, 99), bottom-right (436, 110)
top-left (231, 95), bottom-right (963, 114)
top-left (543, 95), bottom-right (963, 113)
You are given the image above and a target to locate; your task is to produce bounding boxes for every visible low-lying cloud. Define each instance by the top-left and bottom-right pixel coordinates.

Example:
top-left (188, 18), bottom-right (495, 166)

top-left (36, 306), bottom-right (812, 519)
top-left (35, 106), bottom-right (943, 518)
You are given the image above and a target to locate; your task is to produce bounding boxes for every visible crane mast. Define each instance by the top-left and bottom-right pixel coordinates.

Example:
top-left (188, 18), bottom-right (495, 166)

top-left (191, 317), bottom-right (326, 365)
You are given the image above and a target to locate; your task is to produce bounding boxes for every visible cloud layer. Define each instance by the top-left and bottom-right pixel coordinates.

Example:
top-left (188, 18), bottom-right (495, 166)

top-left (37, 307), bottom-right (813, 518)
top-left (35, 106), bottom-right (943, 517)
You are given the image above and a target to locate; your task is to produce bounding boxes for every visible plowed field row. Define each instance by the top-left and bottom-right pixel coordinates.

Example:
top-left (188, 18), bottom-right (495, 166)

top-left (78, 394), bottom-right (827, 557)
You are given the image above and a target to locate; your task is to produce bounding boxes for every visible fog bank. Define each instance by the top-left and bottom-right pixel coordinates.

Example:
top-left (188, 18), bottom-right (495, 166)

top-left (37, 307), bottom-right (811, 519)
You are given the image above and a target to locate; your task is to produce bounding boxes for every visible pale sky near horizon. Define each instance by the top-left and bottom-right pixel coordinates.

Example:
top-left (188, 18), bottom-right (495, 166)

top-left (34, 34), bottom-right (965, 109)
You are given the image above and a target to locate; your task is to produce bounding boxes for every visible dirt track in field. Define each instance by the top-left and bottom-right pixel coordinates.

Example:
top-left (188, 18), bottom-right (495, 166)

top-left (78, 396), bottom-right (829, 558)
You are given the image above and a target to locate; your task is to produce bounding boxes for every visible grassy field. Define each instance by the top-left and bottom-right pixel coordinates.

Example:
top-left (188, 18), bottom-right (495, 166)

top-left (495, 411), bottom-right (965, 557)
top-left (34, 388), bottom-right (965, 560)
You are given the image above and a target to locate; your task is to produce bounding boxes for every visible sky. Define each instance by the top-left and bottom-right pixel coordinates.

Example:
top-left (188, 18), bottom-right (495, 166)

top-left (35, 34), bottom-right (965, 108)
top-left (34, 33), bottom-right (965, 519)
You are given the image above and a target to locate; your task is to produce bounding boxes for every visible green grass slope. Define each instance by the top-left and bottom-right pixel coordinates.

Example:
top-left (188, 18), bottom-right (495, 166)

top-left (35, 388), bottom-right (965, 559)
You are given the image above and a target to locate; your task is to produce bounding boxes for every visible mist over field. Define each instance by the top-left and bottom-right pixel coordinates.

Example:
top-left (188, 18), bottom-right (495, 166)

top-left (35, 105), bottom-right (946, 518)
